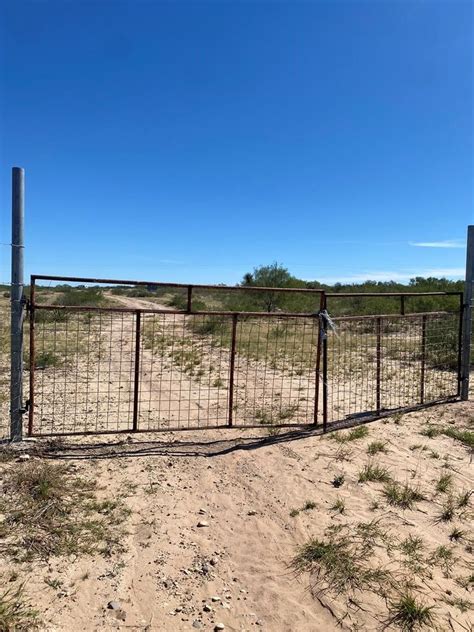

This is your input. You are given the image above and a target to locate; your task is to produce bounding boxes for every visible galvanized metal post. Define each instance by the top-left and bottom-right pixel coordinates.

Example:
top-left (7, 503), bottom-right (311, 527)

top-left (461, 225), bottom-right (474, 400)
top-left (10, 167), bottom-right (25, 441)
top-left (376, 317), bottom-right (382, 414)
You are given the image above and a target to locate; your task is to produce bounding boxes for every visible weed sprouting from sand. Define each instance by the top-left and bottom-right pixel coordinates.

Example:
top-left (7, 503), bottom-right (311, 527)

top-left (331, 426), bottom-right (369, 444)
top-left (0, 584), bottom-right (39, 631)
top-left (444, 596), bottom-right (473, 612)
top-left (430, 545), bottom-right (456, 577)
top-left (457, 490), bottom-right (472, 508)
top-left (358, 462), bottom-right (391, 484)
top-left (399, 535), bottom-right (426, 573)
top-left (387, 592), bottom-right (435, 631)
top-left (330, 497), bottom-right (346, 514)
top-left (290, 500), bottom-right (317, 517)
top-left (383, 481), bottom-right (425, 510)
top-left (420, 426), bottom-right (440, 439)
top-left (448, 527), bottom-right (465, 542)
top-left (436, 497), bottom-right (456, 523)
top-left (435, 473), bottom-right (453, 494)
top-left (442, 427), bottom-right (474, 450)
top-left (367, 441), bottom-right (388, 455)
top-left (420, 425), bottom-right (474, 450)
top-left (292, 526), bottom-right (388, 597)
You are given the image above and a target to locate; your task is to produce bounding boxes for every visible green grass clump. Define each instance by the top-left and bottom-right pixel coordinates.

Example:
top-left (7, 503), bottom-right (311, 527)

top-left (290, 500), bottom-right (317, 517)
top-left (435, 473), bottom-right (453, 494)
top-left (34, 350), bottom-right (61, 369)
top-left (367, 441), bottom-right (388, 455)
top-left (358, 462), bottom-right (391, 484)
top-left (387, 592), bottom-right (435, 631)
top-left (383, 481), bottom-right (425, 510)
top-left (457, 490), bottom-right (472, 508)
top-left (430, 545), bottom-right (456, 576)
top-left (437, 497), bottom-right (456, 522)
top-left (442, 427), bottom-right (474, 449)
top-left (420, 425), bottom-right (473, 449)
top-left (292, 530), bottom-right (387, 596)
top-left (399, 535), bottom-right (425, 573)
top-left (420, 425), bottom-right (441, 439)
top-left (330, 497), bottom-right (346, 514)
top-left (0, 584), bottom-right (39, 631)
top-left (332, 425), bottom-right (369, 443)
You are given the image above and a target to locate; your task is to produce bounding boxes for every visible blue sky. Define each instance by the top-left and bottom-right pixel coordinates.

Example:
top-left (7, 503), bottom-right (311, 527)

top-left (1, 1), bottom-right (472, 285)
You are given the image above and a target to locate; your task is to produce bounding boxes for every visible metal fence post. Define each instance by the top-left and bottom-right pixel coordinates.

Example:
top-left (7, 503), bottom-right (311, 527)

top-left (10, 167), bottom-right (25, 441)
top-left (461, 225), bottom-right (474, 400)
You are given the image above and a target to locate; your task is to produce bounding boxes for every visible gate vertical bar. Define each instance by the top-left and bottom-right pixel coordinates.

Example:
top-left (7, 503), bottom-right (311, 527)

top-left (187, 285), bottom-right (193, 313)
top-left (322, 295), bottom-right (328, 432)
top-left (228, 313), bottom-right (238, 427)
top-left (28, 276), bottom-right (36, 435)
top-left (313, 292), bottom-right (326, 425)
top-left (420, 315), bottom-right (427, 404)
top-left (376, 317), bottom-right (382, 414)
top-left (132, 310), bottom-right (141, 431)
top-left (10, 167), bottom-right (25, 441)
top-left (461, 225), bottom-right (474, 400)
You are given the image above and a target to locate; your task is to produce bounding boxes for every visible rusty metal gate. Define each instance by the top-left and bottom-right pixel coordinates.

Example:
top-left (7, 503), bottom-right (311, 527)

top-left (26, 275), bottom-right (463, 436)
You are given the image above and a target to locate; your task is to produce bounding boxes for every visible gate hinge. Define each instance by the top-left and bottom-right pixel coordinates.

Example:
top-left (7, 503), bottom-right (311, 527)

top-left (19, 399), bottom-right (30, 414)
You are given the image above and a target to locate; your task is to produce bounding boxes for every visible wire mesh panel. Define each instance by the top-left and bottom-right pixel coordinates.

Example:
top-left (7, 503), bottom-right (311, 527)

top-left (31, 309), bottom-right (136, 435)
top-left (327, 312), bottom-right (460, 423)
top-left (232, 316), bottom-right (317, 427)
top-left (138, 313), bottom-right (231, 430)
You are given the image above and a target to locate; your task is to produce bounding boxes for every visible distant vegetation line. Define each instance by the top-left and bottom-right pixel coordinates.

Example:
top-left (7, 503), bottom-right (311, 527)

top-left (23, 263), bottom-right (464, 316)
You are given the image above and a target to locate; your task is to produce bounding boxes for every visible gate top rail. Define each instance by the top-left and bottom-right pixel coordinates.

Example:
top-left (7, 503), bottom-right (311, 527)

top-left (30, 274), bottom-right (325, 294)
top-left (326, 291), bottom-right (462, 297)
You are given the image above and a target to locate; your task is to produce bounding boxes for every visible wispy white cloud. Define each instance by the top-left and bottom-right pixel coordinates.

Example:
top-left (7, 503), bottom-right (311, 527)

top-left (409, 239), bottom-right (465, 249)
top-left (315, 268), bottom-right (464, 284)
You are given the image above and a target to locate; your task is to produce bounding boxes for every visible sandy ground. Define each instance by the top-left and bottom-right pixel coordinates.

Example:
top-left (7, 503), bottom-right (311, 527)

top-left (2, 400), bottom-right (472, 631)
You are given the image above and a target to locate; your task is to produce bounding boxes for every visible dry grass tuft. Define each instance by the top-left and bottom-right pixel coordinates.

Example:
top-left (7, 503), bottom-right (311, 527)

top-left (0, 461), bottom-right (130, 561)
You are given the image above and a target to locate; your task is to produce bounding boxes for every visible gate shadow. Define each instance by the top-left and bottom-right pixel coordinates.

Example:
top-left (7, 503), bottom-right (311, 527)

top-left (36, 398), bottom-right (458, 461)
top-left (39, 415), bottom-right (389, 461)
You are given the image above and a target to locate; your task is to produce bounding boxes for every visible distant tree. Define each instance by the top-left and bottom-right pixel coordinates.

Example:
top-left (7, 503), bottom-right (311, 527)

top-left (241, 262), bottom-right (297, 311)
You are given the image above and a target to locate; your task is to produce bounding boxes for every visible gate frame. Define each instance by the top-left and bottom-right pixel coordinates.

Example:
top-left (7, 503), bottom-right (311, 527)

top-left (26, 274), bottom-right (464, 437)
